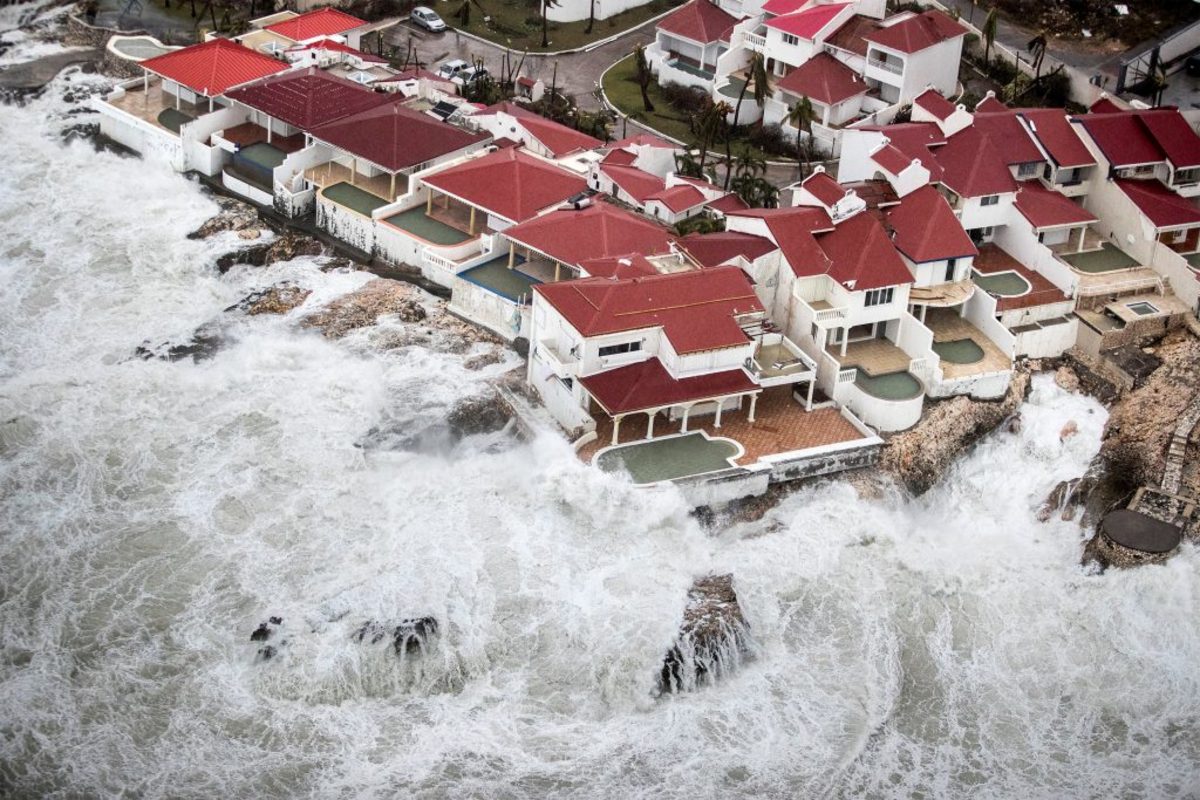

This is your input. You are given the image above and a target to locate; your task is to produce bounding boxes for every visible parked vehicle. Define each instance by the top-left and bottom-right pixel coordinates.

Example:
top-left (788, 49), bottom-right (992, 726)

top-left (410, 6), bottom-right (446, 33)
top-left (436, 59), bottom-right (470, 80)
top-left (453, 66), bottom-right (490, 86)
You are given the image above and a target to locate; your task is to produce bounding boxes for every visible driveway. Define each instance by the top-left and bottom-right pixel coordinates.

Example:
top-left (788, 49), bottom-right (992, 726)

top-left (386, 20), bottom-right (654, 109)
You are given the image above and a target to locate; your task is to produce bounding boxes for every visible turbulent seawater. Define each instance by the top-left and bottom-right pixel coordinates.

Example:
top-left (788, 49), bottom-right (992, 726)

top-left (2, 54), bottom-right (1200, 800)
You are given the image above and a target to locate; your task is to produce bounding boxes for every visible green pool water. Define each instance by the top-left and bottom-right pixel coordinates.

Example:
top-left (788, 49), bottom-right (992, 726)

top-left (157, 108), bottom-right (192, 133)
top-left (855, 370), bottom-right (923, 401)
top-left (933, 338), bottom-right (985, 364)
top-left (384, 207), bottom-right (474, 245)
top-left (1060, 243), bottom-right (1140, 273)
top-left (459, 257), bottom-right (540, 302)
top-left (237, 142), bottom-right (286, 171)
top-left (973, 270), bottom-right (1030, 296)
top-left (596, 433), bottom-right (739, 484)
top-left (322, 182), bottom-right (388, 216)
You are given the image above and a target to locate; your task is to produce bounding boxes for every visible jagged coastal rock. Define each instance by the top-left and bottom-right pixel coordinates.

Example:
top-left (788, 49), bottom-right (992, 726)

top-left (446, 392), bottom-right (513, 439)
top-left (880, 369), bottom-right (1031, 495)
top-left (230, 285), bottom-right (312, 316)
top-left (300, 279), bottom-right (428, 338)
top-left (659, 574), bottom-right (753, 694)
top-left (216, 232), bottom-right (324, 273)
top-left (353, 617), bottom-right (439, 656)
top-left (188, 196), bottom-right (264, 240)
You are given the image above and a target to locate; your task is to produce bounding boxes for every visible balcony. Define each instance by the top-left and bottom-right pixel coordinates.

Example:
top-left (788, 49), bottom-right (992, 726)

top-left (538, 339), bottom-right (579, 377)
top-left (745, 333), bottom-right (816, 387)
top-left (744, 29), bottom-right (767, 52)
top-left (867, 56), bottom-right (903, 75)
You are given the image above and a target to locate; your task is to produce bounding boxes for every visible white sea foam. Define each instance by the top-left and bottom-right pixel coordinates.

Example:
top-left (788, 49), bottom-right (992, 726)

top-left (1, 67), bottom-right (1199, 799)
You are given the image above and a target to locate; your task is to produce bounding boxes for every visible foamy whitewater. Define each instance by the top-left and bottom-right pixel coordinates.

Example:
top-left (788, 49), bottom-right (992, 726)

top-left (1, 62), bottom-right (1199, 800)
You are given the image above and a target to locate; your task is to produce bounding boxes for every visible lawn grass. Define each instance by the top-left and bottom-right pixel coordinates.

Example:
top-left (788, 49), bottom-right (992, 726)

top-left (602, 54), bottom-right (786, 163)
top-left (452, 0), bottom-right (677, 53)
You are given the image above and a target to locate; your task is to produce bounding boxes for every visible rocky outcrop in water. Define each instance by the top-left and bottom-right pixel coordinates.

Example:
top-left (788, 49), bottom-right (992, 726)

top-left (880, 368), bottom-right (1031, 496)
top-left (659, 574), bottom-right (754, 694)
top-left (300, 279), bottom-right (428, 338)
top-left (353, 617), bottom-right (439, 657)
top-left (229, 284), bottom-right (312, 316)
top-left (189, 196), bottom-right (263, 240)
top-left (135, 321), bottom-right (225, 363)
top-left (215, 232), bottom-right (324, 274)
top-left (250, 616), bottom-right (285, 662)
top-left (447, 392), bottom-right (513, 440)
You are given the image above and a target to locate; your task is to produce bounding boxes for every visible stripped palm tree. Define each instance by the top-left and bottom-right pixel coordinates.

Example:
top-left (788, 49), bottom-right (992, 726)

top-left (696, 100), bottom-right (731, 177)
top-left (541, 0), bottom-right (560, 49)
top-left (634, 44), bottom-right (655, 113)
top-left (982, 7), bottom-right (998, 68)
top-left (785, 95), bottom-right (815, 180)
top-left (725, 53), bottom-right (769, 190)
top-left (1028, 31), bottom-right (1048, 81)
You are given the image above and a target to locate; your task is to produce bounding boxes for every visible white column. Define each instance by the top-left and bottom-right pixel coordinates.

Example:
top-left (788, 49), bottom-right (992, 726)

top-left (681, 405), bottom-right (692, 433)
top-left (840, 330), bottom-right (848, 358)
top-left (646, 411), bottom-right (655, 439)
top-left (806, 378), bottom-right (815, 411)
top-left (714, 401), bottom-right (723, 429)
top-left (921, 304), bottom-right (928, 323)
top-left (267, 122), bottom-right (272, 144)
top-left (611, 415), bottom-right (623, 445)
top-left (748, 393), bottom-right (758, 423)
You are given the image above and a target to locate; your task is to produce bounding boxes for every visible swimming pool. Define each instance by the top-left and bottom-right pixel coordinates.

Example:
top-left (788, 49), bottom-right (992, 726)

top-left (932, 338), bottom-right (985, 364)
top-left (972, 270), bottom-right (1030, 297)
top-left (855, 370), bottom-right (923, 401)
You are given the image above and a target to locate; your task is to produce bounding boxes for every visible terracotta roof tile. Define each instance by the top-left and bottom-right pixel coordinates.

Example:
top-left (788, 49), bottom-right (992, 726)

top-left (226, 67), bottom-right (392, 130)
top-left (310, 98), bottom-right (489, 171)
top-left (1018, 108), bottom-right (1095, 169)
top-left (914, 88), bottom-right (955, 120)
top-left (657, 0), bottom-right (739, 44)
top-left (799, 169), bottom-right (848, 206)
top-left (1117, 179), bottom-right (1200, 229)
top-left (265, 8), bottom-right (365, 41)
top-left (580, 357), bottom-right (758, 415)
top-left (141, 38), bottom-right (287, 98)
top-left (863, 10), bottom-right (967, 53)
top-left (602, 163), bottom-right (667, 202)
top-left (422, 148), bottom-right (586, 223)
top-left (505, 201), bottom-right (675, 268)
top-left (775, 52), bottom-right (867, 105)
top-left (1013, 182), bottom-right (1097, 228)
top-left (885, 184), bottom-right (976, 262)
top-left (680, 231), bottom-right (777, 266)
top-left (765, 3), bottom-right (850, 39)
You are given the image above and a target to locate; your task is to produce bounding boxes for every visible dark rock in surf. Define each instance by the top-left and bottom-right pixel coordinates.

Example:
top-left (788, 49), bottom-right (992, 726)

top-left (446, 392), bottom-right (512, 440)
top-left (135, 323), bottom-right (225, 363)
top-left (227, 284), bottom-right (312, 316)
top-left (256, 645), bottom-right (277, 662)
top-left (269, 616), bottom-right (282, 625)
top-left (659, 574), bottom-right (753, 694)
top-left (353, 617), bottom-right (439, 656)
top-left (250, 623), bottom-right (272, 642)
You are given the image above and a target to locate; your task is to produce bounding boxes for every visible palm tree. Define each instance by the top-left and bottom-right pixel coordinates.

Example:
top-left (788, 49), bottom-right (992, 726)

top-left (1028, 31), bottom-right (1047, 81)
top-left (696, 100), bottom-right (731, 176)
top-left (982, 7), bottom-right (998, 68)
top-left (585, 0), bottom-right (596, 34)
top-left (633, 44), bottom-right (655, 113)
top-left (725, 53), bottom-right (769, 189)
top-left (785, 95), bottom-right (815, 179)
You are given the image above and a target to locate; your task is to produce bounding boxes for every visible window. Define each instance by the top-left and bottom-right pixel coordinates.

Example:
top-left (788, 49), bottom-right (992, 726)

top-left (599, 341), bottom-right (641, 357)
top-left (1171, 229), bottom-right (1188, 243)
top-left (944, 258), bottom-right (957, 282)
top-left (782, 33), bottom-right (798, 46)
top-left (1175, 167), bottom-right (1200, 185)
top-left (980, 195), bottom-right (1000, 206)
top-left (1017, 162), bottom-right (1040, 178)
top-left (865, 287), bottom-right (894, 307)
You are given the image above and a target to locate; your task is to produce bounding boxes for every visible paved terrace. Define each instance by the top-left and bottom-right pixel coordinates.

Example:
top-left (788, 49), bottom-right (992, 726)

top-left (973, 244), bottom-right (1071, 312)
top-left (222, 122), bottom-right (305, 154)
top-left (107, 82), bottom-right (199, 133)
top-left (924, 308), bottom-right (1012, 379)
top-left (577, 387), bottom-right (865, 465)
top-left (827, 338), bottom-right (911, 375)
top-left (306, 162), bottom-right (404, 203)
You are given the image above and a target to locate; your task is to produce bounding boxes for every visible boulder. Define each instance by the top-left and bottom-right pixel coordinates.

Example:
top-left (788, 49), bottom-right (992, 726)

top-left (300, 279), bottom-right (427, 338)
top-left (446, 392), bottom-right (512, 439)
top-left (659, 574), bottom-right (753, 694)
top-left (189, 196), bottom-right (262, 240)
top-left (880, 368), bottom-right (1031, 496)
top-left (216, 232), bottom-right (323, 274)
top-left (353, 617), bottom-right (439, 657)
top-left (229, 285), bottom-right (312, 316)
top-left (1053, 365), bottom-right (1081, 393)
top-left (135, 322), bottom-right (225, 363)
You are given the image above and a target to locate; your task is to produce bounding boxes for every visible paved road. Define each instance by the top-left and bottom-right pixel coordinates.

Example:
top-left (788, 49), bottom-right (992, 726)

top-left (387, 20), bottom-right (654, 110)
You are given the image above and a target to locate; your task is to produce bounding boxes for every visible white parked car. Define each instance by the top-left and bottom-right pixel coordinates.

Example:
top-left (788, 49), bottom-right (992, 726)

top-left (452, 66), bottom-right (489, 87)
top-left (410, 6), bottom-right (446, 32)
top-left (436, 59), bottom-right (470, 80)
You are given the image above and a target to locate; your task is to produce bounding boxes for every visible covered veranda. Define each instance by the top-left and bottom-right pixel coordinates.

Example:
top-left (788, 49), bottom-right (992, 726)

top-left (305, 158), bottom-right (407, 204)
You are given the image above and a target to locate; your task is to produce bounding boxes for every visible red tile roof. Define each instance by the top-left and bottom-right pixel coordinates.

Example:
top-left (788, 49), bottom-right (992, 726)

top-left (310, 98), bottom-right (489, 171)
top-left (760, 0), bottom-right (811, 15)
top-left (765, 3), bottom-right (850, 40)
top-left (657, 0), bottom-right (739, 44)
top-left (1075, 112), bottom-right (1165, 168)
top-left (885, 185), bottom-right (976, 262)
top-left (935, 126), bottom-right (1017, 198)
top-left (799, 169), bottom-right (848, 206)
top-left (647, 184), bottom-right (707, 213)
top-left (1117, 179), bottom-right (1200, 229)
top-left (1013, 182), bottom-right (1097, 229)
top-left (265, 8), bottom-right (365, 41)
top-left (864, 122), bottom-right (946, 179)
top-left (576, 254), bottom-right (660, 279)
top-left (863, 10), bottom-right (967, 53)
top-left (706, 193), bottom-right (750, 213)
top-left (581, 357), bottom-right (758, 415)
top-left (421, 148), bottom-right (586, 223)
top-left (731, 206), bottom-right (912, 290)
top-left (775, 52), bottom-right (866, 105)
top-left (914, 88), bottom-right (955, 120)
top-left (226, 67), bottom-right (392, 130)
top-left (602, 163), bottom-right (667, 202)
top-left (1089, 97), bottom-right (1125, 114)
top-left (680, 231), bottom-right (777, 266)
top-left (1018, 108), bottom-right (1095, 169)
top-left (140, 38), bottom-right (288, 98)
top-left (505, 201), bottom-right (675, 268)
top-left (535, 266), bottom-right (761, 354)
top-left (287, 37), bottom-right (387, 63)
top-left (480, 102), bottom-right (602, 157)
top-left (973, 108), bottom-right (1045, 165)
top-left (1137, 111), bottom-right (1200, 170)
top-left (872, 143), bottom-right (916, 175)
top-left (824, 13), bottom-right (880, 56)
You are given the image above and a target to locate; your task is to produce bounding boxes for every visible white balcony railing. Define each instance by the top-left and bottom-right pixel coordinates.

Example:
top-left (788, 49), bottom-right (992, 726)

top-left (867, 56), bottom-right (903, 75)
top-left (744, 31), bottom-right (767, 52)
top-left (815, 306), bottom-right (850, 323)
top-left (539, 340), bottom-right (579, 377)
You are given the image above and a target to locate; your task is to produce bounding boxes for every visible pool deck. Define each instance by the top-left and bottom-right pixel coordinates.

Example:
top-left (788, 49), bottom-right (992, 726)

top-left (923, 308), bottom-right (1012, 379)
top-left (306, 162), bottom-right (401, 204)
top-left (382, 206), bottom-right (474, 245)
top-left (827, 338), bottom-right (911, 376)
top-left (321, 182), bottom-right (390, 216)
top-left (457, 256), bottom-right (541, 302)
top-left (106, 82), bottom-right (192, 134)
top-left (973, 244), bottom-right (1070, 312)
top-left (577, 387), bottom-right (867, 465)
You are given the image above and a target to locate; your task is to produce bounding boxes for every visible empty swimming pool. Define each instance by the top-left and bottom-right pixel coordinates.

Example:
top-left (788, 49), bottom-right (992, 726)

top-left (1126, 301), bottom-right (1160, 316)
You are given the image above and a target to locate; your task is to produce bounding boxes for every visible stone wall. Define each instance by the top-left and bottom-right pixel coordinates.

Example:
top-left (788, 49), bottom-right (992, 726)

top-left (64, 14), bottom-right (147, 48)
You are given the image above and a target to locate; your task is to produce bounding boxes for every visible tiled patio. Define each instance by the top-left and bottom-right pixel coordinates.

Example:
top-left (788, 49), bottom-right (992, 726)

top-left (305, 162), bottom-right (402, 202)
top-left (973, 244), bottom-right (1070, 311)
top-left (578, 387), bottom-right (867, 465)
top-left (107, 82), bottom-right (198, 131)
top-left (923, 308), bottom-right (1012, 378)
top-left (221, 122), bottom-right (305, 154)
top-left (827, 337), bottom-right (911, 375)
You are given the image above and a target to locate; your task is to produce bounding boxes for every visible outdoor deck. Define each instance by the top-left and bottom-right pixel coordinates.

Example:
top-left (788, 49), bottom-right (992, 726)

top-left (923, 308), bottom-right (1012, 379)
top-left (827, 337), bottom-right (911, 375)
top-left (321, 182), bottom-right (389, 216)
top-left (973, 244), bottom-right (1070, 312)
top-left (306, 162), bottom-right (402, 202)
top-left (221, 121), bottom-right (305, 154)
top-left (107, 81), bottom-right (196, 132)
top-left (458, 256), bottom-right (542, 302)
top-left (578, 387), bottom-right (867, 466)
top-left (383, 206), bottom-right (474, 245)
